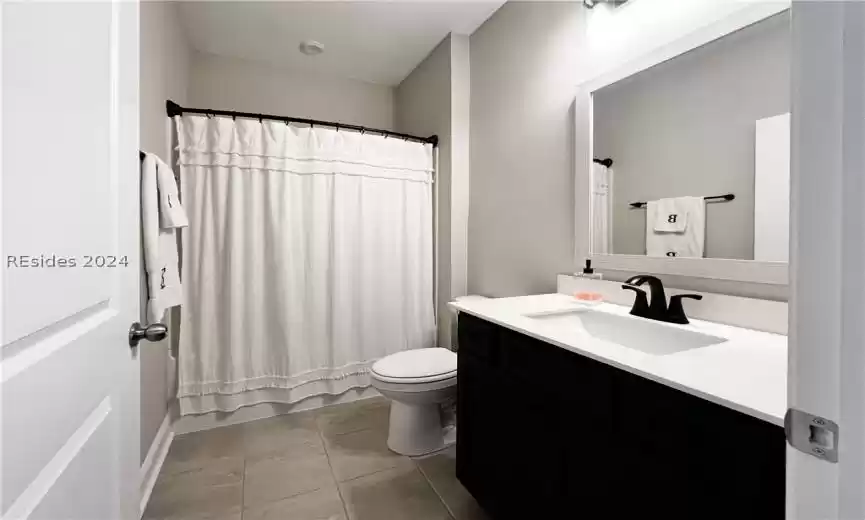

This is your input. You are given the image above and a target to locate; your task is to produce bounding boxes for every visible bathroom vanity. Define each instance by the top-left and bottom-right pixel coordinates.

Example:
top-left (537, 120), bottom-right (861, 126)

top-left (453, 295), bottom-right (786, 520)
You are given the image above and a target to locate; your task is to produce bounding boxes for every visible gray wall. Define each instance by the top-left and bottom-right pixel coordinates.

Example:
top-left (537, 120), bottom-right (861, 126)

top-left (450, 34), bottom-right (471, 311)
top-left (396, 34), bottom-right (471, 349)
top-left (594, 12), bottom-right (790, 260)
top-left (468, 2), bottom-right (586, 297)
top-left (139, 0), bottom-right (191, 463)
top-left (189, 52), bottom-right (395, 130)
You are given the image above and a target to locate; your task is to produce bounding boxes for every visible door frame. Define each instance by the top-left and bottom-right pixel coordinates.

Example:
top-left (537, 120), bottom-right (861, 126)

top-left (787, 1), bottom-right (865, 518)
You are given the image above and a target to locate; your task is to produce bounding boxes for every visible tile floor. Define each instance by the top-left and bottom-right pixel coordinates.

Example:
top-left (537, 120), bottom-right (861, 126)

top-left (144, 398), bottom-right (488, 520)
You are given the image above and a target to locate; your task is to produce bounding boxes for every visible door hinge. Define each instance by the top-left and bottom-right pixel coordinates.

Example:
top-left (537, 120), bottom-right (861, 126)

top-left (785, 408), bottom-right (839, 463)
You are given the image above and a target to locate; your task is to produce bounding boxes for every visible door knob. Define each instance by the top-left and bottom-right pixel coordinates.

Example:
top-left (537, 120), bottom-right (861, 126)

top-left (128, 322), bottom-right (168, 347)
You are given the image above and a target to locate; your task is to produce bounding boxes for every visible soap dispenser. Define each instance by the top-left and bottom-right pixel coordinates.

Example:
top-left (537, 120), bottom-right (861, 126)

top-left (575, 259), bottom-right (603, 280)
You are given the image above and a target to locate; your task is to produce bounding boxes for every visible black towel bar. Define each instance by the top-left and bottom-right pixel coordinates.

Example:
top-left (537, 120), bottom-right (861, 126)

top-left (629, 194), bottom-right (735, 209)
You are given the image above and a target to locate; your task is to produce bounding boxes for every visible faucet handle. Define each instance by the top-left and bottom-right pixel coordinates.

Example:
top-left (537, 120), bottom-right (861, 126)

top-left (622, 284), bottom-right (650, 318)
top-left (667, 294), bottom-right (703, 324)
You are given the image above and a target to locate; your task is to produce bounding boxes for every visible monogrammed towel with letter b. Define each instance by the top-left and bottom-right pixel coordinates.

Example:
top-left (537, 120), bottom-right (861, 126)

top-left (646, 196), bottom-right (705, 258)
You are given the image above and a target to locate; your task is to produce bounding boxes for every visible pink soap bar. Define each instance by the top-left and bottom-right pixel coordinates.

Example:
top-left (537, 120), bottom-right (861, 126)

top-left (573, 291), bottom-right (603, 302)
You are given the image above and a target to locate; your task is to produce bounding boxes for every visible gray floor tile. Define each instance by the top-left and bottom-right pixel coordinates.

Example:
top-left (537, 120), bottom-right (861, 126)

top-left (162, 426), bottom-right (245, 475)
top-left (416, 452), bottom-right (488, 520)
top-left (339, 465), bottom-right (452, 520)
top-left (323, 427), bottom-right (413, 482)
top-left (147, 400), bottom-right (466, 520)
top-left (316, 397), bottom-right (390, 437)
top-left (144, 457), bottom-right (243, 520)
top-left (143, 508), bottom-right (241, 520)
top-left (243, 449), bottom-right (337, 506)
top-left (241, 412), bottom-right (325, 462)
top-left (243, 486), bottom-right (347, 520)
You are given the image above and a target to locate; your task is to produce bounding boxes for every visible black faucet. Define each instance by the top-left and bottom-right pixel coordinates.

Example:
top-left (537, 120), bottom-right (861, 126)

top-left (621, 275), bottom-right (703, 324)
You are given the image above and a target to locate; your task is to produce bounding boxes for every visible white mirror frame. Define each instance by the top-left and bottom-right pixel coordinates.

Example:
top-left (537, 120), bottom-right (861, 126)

top-left (574, 2), bottom-right (790, 286)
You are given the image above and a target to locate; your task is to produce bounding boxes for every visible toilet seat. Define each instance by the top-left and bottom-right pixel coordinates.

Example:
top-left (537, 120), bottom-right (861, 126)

top-left (371, 348), bottom-right (457, 384)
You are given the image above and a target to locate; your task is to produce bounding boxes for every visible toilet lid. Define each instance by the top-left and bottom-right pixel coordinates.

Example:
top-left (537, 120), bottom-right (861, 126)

top-left (371, 348), bottom-right (457, 381)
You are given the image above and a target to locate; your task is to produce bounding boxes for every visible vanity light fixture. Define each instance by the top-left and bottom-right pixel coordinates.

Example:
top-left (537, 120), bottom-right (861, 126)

top-left (583, 0), bottom-right (629, 8)
top-left (299, 40), bottom-right (325, 56)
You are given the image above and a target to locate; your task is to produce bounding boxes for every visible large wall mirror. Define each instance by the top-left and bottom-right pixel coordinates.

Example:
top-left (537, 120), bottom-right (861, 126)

top-left (577, 6), bottom-right (790, 285)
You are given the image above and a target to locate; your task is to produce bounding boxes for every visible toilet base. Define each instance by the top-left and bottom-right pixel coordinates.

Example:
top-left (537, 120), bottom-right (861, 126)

top-left (386, 401), bottom-right (454, 456)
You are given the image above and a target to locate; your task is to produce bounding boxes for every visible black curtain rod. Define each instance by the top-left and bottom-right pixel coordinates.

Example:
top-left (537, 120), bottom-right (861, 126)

top-left (166, 100), bottom-right (438, 147)
top-left (593, 158), bottom-right (613, 168)
top-left (629, 194), bottom-right (735, 209)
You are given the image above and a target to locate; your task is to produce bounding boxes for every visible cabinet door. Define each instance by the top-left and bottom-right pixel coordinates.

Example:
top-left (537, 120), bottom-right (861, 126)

top-left (614, 370), bottom-right (696, 519)
top-left (456, 315), bottom-right (512, 517)
top-left (458, 317), bottom-right (573, 518)
top-left (499, 375), bottom-right (570, 518)
top-left (687, 399), bottom-right (786, 519)
top-left (615, 369), bottom-right (786, 519)
top-left (456, 353), bottom-right (507, 513)
top-left (498, 327), bottom-right (616, 518)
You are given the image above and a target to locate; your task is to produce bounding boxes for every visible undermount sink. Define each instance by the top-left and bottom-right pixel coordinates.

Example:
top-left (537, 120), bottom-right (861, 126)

top-left (526, 309), bottom-right (727, 356)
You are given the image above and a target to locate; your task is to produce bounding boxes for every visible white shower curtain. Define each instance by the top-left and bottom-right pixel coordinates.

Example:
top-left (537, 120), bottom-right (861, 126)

top-left (591, 163), bottom-right (612, 255)
top-left (175, 114), bottom-right (436, 414)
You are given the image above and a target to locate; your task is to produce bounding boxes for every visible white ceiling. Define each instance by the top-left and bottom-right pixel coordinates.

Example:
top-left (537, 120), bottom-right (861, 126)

top-left (178, 1), bottom-right (504, 86)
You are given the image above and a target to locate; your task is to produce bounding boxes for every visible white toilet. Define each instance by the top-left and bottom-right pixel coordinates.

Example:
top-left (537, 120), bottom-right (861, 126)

top-left (370, 347), bottom-right (458, 456)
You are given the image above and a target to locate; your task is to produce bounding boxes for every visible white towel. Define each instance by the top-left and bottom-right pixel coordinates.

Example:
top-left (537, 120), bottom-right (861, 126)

top-left (156, 156), bottom-right (189, 229)
top-left (651, 197), bottom-right (696, 232)
top-left (591, 163), bottom-right (611, 255)
top-left (646, 196), bottom-right (705, 258)
top-left (141, 152), bottom-right (187, 324)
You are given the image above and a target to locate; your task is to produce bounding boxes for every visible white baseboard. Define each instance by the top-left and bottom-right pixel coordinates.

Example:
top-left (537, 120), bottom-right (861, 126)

top-left (139, 412), bottom-right (174, 518)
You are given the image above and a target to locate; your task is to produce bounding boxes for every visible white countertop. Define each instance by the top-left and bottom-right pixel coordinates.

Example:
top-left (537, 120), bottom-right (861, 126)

top-left (450, 294), bottom-right (788, 427)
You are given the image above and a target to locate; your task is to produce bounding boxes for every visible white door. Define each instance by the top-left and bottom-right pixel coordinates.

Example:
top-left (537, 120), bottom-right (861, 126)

top-left (787, 1), bottom-right (865, 519)
top-left (2, 2), bottom-right (141, 519)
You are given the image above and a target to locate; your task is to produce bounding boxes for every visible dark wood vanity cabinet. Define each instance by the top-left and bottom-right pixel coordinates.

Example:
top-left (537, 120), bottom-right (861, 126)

top-left (456, 314), bottom-right (785, 520)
